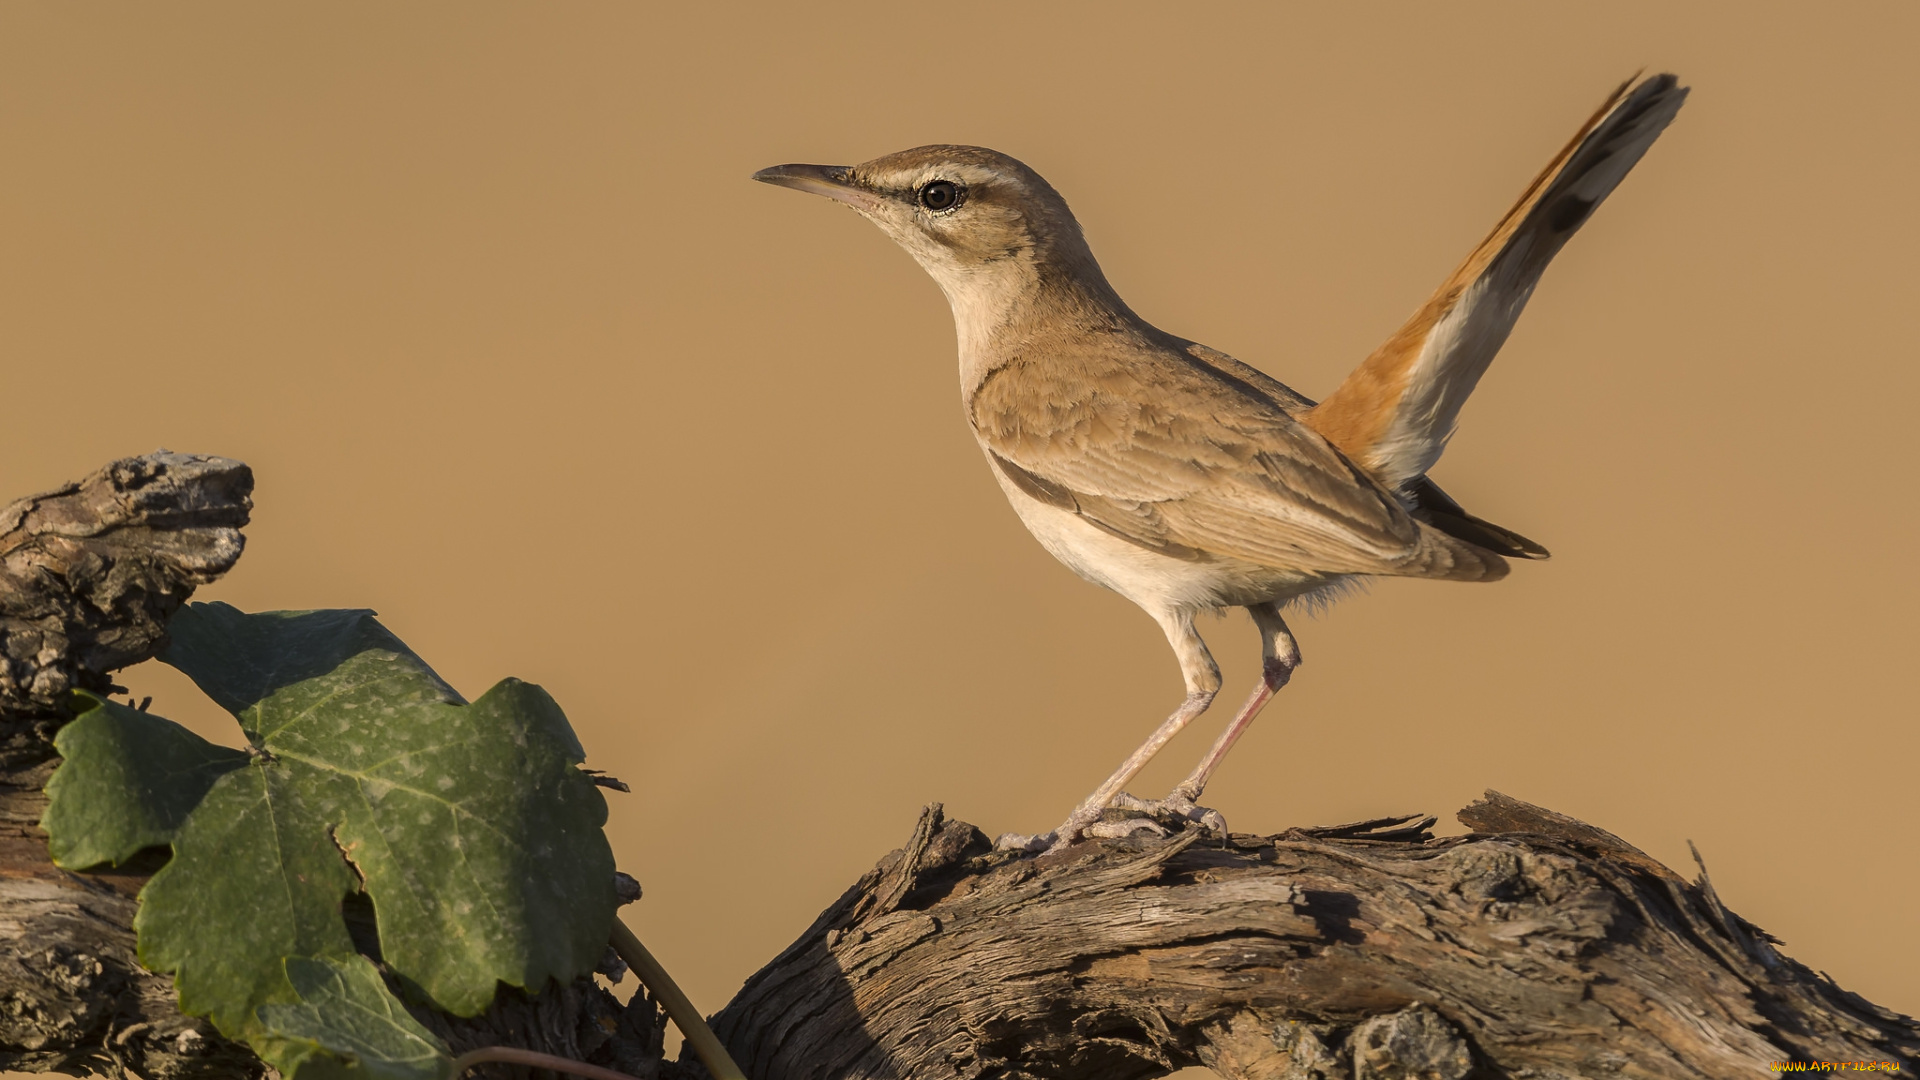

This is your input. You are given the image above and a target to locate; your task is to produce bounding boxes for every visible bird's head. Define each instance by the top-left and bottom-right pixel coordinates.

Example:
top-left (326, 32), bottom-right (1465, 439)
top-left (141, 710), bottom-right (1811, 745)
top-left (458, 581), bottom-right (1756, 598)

top-left (753, 146), bottom-right (1119, 351)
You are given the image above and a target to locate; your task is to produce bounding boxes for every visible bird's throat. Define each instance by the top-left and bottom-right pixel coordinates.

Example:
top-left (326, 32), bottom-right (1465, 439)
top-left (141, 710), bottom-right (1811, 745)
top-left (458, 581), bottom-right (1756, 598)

top-left (942, 259), bottom-right (1137, 396)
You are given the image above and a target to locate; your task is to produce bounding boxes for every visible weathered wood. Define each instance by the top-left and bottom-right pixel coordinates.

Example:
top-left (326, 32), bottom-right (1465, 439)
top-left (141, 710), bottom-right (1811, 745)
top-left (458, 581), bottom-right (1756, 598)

top-left (0, 453), bottom-right (669, 1080)
top-left (1, 451), bottom-right (258, 1078)
top-left (708, 802), bottom-right (1918, 1079)
top-left (4, 454), bottom-right (1915, 1079)
top-left (0, 451), bottom-right (251, 722)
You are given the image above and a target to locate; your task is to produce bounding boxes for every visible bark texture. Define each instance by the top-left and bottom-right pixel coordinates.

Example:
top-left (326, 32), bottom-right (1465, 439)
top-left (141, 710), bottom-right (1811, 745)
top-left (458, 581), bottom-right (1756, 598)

top-left (0, 453), bottom-right (669, 1080)
top-left (3, 455), bottom-right (1915, 1079)
top-left (0, 451), bottom-right (251, 720)
top-left (1, 451), bottom-right (257, 1077)
top-left (710, 803), bottom-right (1918, 1079)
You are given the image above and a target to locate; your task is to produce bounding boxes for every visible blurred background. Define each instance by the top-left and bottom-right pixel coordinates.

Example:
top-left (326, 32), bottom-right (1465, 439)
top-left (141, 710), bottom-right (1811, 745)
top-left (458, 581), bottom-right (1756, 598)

top-left (1, 0), bottom-right (1913, 1061)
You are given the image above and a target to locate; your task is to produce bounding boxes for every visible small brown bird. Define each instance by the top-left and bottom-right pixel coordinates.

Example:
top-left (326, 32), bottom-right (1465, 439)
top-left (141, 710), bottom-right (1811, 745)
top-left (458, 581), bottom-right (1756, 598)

top-left (754, 74), bottom-right (1687, 851)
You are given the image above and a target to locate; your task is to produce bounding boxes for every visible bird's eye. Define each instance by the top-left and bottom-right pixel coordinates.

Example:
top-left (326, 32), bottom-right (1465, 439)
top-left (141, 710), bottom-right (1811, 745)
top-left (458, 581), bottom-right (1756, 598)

top-left (918, 180), bottom-right (963, 212)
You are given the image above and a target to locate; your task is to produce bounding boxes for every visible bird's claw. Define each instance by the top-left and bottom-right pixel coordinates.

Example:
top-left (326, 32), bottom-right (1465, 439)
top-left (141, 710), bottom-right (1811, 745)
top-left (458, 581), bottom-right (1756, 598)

top-left (1085, 817), bottom-right (1168, 839)
top-left (993, 831), bottom-right (1055, 853)
top-left (1110, 789), bottom-right (1229, 834)
top-left (998, 790), bottom-right (1225, 856)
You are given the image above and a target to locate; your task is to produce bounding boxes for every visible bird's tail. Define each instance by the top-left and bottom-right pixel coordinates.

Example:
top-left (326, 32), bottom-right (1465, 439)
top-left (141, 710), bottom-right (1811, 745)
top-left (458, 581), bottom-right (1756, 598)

top-left (1402, 523), bottom-right (1513, 583)
top-left (1305, 73), bottom-right (1689, 492)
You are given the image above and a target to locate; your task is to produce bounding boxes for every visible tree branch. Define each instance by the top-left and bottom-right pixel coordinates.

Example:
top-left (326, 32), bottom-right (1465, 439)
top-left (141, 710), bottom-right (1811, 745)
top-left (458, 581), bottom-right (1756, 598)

top-left (4, 455), bottom-right (1915, 1079)
top-left (0, 450), bottom-right (250, 720)
top-left (0, 454), bottom-right (670, 1080)
top-left (1, 451), bottom-right (257, 1077)
top-left (708, 801), bottom-right (1918, 1079)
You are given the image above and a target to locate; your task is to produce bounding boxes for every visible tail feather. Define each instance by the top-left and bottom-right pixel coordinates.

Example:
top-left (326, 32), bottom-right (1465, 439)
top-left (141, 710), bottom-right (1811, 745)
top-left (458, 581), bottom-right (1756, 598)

top-left (1406, 476), bottom-right (1549, 560)
top-left (1305, 73), bottom-right (1689, 491)
top-left (1403, 524), bottom-right (1512, 583)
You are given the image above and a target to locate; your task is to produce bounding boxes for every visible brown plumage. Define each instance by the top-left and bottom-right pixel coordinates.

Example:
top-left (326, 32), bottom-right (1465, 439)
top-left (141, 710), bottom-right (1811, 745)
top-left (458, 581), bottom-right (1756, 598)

top-left (1306, 74), bottom-right (1688, 490)
top-left (753, 73), bottom-right (1686, 850)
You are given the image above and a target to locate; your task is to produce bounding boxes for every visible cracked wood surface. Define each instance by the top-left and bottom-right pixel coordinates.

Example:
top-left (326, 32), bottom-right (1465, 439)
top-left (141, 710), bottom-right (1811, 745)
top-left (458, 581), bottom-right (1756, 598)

top-left (0, 453), bottom-right (666, 1080)
top-left (1, 452), bottom-right (256, 1077)
top-left (0, 451), bottom-right (251, 721)
top-left (3, 454), bottom-right (1915, 1079)
top-left (707, 801), bottom-right (1918, 1079)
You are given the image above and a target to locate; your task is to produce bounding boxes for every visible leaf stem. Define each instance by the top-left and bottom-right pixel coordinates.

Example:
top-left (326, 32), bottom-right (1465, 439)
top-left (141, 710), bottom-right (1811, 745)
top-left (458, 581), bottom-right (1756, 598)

top-left (609, 916), bottom-right (748, 1080)
top-left (448, 1046), bottom-right (640, 1080)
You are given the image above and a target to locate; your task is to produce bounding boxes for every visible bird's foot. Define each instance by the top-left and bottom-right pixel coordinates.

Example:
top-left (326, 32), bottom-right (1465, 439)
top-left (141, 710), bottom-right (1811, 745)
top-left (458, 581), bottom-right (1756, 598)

top-left (1084, 815), bottom-right (1170, 840)
top-left (992, 830), bottom-right (1054, 853)
top-left (1109, 787), bottom-right (1228, 834)
top-left (996, 803), bottom-right (1138, 854)
top-left (994, 792), bottom-right (1221, 855)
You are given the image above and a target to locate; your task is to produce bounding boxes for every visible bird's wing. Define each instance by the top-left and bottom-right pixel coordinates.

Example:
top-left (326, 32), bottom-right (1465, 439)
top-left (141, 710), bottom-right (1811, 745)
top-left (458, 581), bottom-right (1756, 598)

top-left (1304, 72), bottom-right (1688, 491)
top-left (971, 343), bottom-right (1493, 578)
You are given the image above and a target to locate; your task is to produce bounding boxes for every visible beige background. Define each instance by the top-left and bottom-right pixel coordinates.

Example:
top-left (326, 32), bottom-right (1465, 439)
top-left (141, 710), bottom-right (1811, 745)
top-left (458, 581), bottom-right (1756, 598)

top-left (2, 0), bottom-right (1914, 1059)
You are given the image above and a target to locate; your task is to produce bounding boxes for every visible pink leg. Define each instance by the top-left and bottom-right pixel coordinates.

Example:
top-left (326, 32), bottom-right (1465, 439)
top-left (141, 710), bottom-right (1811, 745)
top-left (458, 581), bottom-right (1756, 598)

top-left (1172, 602), bottom-right (1299, 802)
top-left (996, 609), bottom-right (1222, 853)
top-left (1047, 688), bottom-right (1216, 845)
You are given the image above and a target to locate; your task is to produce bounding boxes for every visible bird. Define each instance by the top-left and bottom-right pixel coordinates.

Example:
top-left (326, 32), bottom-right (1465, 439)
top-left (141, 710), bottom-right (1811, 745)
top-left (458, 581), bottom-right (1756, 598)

top-left (753, 73), bottom-right (1687, 851)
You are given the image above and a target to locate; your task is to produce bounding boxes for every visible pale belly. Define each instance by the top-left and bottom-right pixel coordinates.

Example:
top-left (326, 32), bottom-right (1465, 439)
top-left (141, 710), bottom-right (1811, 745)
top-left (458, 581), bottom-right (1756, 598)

top-left (987, 465), bottom-right (1344, 616)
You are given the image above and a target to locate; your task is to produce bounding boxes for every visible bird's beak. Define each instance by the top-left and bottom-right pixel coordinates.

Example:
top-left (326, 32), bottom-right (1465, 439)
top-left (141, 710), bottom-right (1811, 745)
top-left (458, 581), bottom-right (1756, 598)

top-left (751, 163), bottom-right (882, 212)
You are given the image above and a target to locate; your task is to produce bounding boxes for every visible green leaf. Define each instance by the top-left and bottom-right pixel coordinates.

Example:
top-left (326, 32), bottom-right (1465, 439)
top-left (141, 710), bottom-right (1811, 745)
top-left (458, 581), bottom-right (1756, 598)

top-left (42, 693), bottom-right (249, 869)
top-left (137, 601), bottom-right (617, 1038)
top-left (255, 955), bottom-right (453, 1080)
top-left (134, 749), bottom-right (364, 1035)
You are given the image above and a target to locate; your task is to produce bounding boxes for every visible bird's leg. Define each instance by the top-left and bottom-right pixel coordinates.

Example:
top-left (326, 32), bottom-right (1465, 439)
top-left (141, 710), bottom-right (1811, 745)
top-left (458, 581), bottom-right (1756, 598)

top-left (1112, 602), bottom-right (1300, 832)
top-left (994, 611), bottom-right (1220, 853)
top-left (1174, 603), bottom-right (1300, 808)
